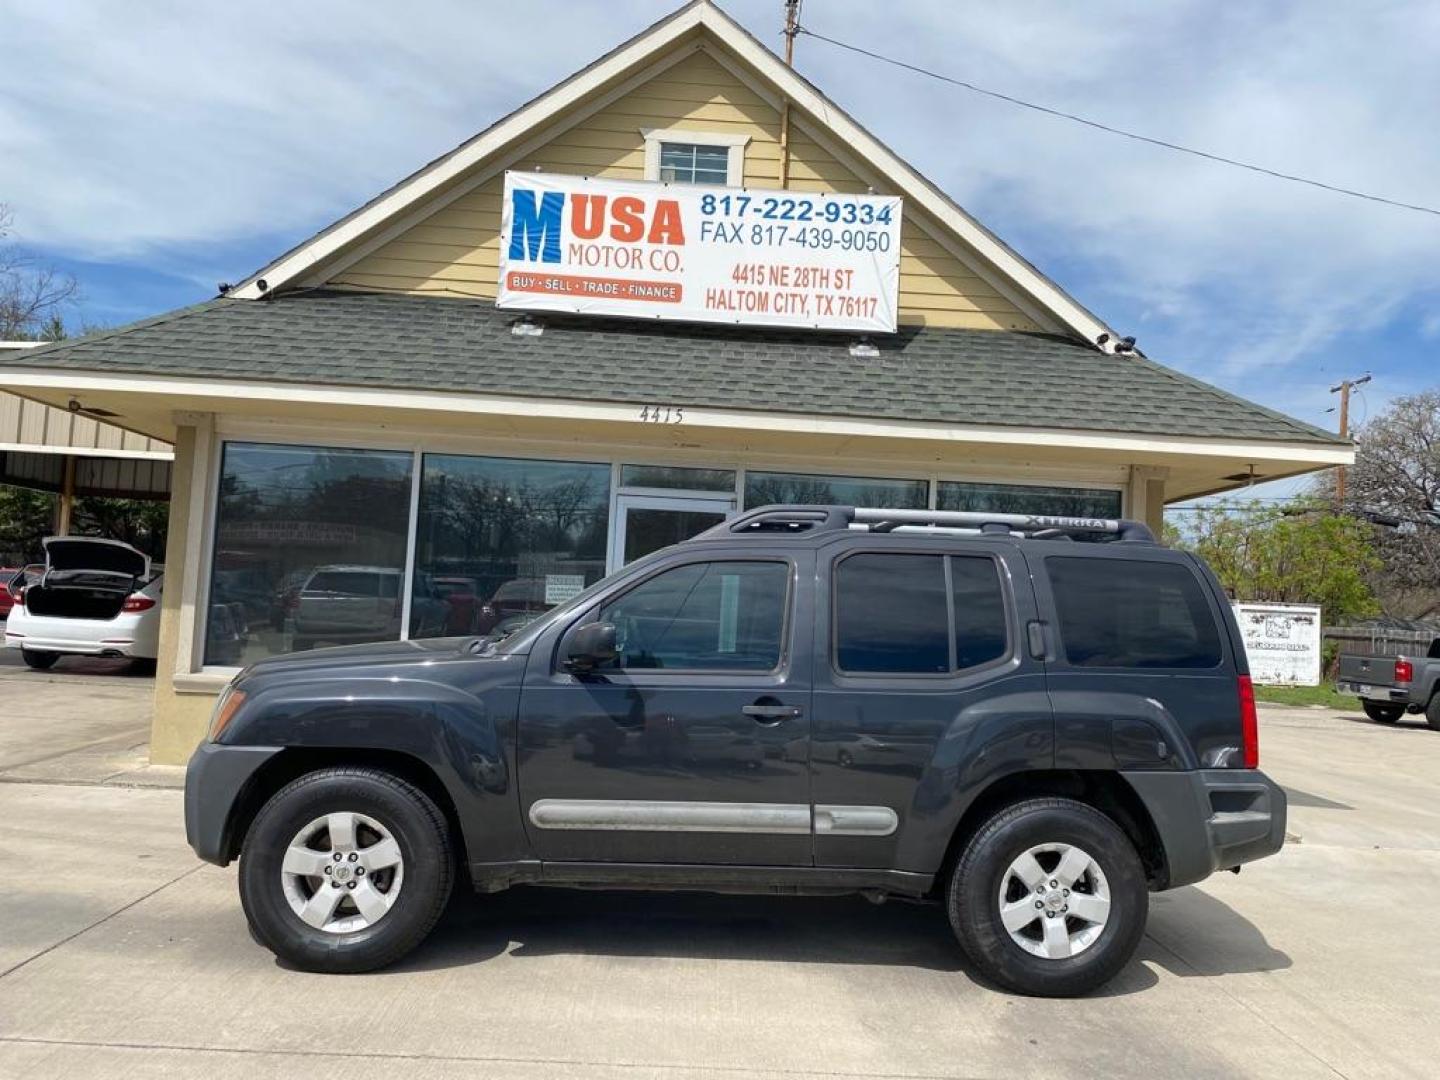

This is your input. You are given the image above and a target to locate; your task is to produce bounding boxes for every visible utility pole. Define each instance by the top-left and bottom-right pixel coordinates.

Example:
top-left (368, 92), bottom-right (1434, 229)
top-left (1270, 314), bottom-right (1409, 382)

top-left (783, 0), bottom-right (801, 66)
top-left (778, 0), bottom-right (802, 188)
top-left (1329, 372), bottom-right (1371, 505)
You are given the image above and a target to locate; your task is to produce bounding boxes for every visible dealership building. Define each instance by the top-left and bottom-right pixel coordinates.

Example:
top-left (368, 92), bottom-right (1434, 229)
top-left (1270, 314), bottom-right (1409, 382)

top-left (1, 1), bottom-right (1350, 763)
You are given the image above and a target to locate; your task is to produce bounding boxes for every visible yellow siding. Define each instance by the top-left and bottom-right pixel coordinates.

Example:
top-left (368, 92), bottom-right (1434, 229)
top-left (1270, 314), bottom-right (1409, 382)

top-left (338, 48), bottom-right (1038, 331)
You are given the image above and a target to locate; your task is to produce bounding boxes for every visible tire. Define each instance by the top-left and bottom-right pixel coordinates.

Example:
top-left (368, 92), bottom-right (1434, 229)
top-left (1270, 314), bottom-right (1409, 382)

top-left (239, 767), bottom-right (453, 973)
top-left (1427, 694), bottom-right (1440, 732)
top-left (947, 797), bottom-right (1148, 997)
top-left (21, 649), bottom-right (59, 670)
top-left (130, 657), bottom-right (158, 676)
top-left (1363, 700), bottom-right (1403, 724)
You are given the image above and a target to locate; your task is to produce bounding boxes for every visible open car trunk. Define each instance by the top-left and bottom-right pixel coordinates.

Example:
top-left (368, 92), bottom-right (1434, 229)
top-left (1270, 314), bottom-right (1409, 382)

top-left (24, 537), bottom-right (151, 621)
top-left (24, 572), bottom-right (135, 620)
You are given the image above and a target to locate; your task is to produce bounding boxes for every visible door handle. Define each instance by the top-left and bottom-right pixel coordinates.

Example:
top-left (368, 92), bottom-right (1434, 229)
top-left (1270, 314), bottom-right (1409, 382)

top-left (742, 704), bottom-right (802, 722)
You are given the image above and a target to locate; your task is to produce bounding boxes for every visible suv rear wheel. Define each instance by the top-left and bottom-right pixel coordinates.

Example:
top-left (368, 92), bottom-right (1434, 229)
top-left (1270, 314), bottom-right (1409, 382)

top-left (239, 767), bottom-right (453, 973)
top-left (947, 797), bottom-right (1147, 997)
top-left (1362, 700), bottom-right (1403, 724)
top-left (21, 649), bottom-right (58, 670)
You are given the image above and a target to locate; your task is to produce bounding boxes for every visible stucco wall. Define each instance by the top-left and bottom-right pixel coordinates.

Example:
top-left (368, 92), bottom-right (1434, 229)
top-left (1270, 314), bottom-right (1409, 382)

top-left (149, 426), bottom-right (214, 764)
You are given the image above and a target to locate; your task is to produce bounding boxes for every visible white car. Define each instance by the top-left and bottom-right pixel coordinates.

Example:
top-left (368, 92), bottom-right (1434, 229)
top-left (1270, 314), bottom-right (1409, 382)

top-left (4, 537), bottom-right (163, 670)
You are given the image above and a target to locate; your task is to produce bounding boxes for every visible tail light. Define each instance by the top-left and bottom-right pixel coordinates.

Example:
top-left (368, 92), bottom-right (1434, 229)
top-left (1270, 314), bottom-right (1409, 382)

top-left (1395, 658), bottom-right (1414, 684)
top-left (10, 586), bottom-right (23, 608)
top-left (1238, 674), bottom-right (1259, 769)
top-left (121, 594), bottom-right (156, 613)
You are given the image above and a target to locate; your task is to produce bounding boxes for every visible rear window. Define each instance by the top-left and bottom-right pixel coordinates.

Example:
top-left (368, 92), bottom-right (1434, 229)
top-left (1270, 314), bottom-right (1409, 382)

top-left (1047, 557), bottom-right (1223, 669)
top-left (835, 553), bottom-right (1009, 675)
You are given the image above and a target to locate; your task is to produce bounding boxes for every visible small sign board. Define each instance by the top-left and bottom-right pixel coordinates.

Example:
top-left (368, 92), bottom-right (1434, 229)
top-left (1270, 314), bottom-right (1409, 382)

top-left (544, 573), bottom-right (586, 606)
top-left (497, 171), bottom-right (903, 333)
top-left (1232, 602), bottom-right (1322, 686)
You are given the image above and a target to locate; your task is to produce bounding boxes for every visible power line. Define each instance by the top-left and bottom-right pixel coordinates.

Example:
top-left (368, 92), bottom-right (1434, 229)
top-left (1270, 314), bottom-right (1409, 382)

top-left (794, 26), bottom-right (1440, 220)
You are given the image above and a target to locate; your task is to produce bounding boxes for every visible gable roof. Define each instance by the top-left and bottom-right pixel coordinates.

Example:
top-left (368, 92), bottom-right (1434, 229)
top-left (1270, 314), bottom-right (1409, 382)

top-left (227, 0), bottom-right (1117, 347)
top-left (3, 290), bottom-right (1343, 447)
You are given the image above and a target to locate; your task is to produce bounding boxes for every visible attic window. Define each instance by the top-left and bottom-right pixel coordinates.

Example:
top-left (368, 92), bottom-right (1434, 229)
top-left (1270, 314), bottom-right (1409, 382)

top-left (643, 128), bottom-right (748, 186)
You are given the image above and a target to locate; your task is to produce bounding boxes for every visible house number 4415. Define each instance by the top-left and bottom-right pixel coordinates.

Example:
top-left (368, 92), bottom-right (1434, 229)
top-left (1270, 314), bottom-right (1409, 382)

top-left (638, 405), bottom-right (684, 424)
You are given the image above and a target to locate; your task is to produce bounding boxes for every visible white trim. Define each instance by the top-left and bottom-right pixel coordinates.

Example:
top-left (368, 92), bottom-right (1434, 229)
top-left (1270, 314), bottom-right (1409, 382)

top-left (398, 449), bottom-right (424, 638)
top-left (0, 341), bottom-right (44, 350)
top-left (223, 0), bottom-right (1116, 344)
top-left (230, 4), bottom-right (710, 299)
top-left (312, 45), bottom-right (703, 289)
top-left (0, 441), bottom-right (173, 461)
top-left (642, 126), bottom-right (749, 185)
top-left (3, 368), bottom-right (1354, 467)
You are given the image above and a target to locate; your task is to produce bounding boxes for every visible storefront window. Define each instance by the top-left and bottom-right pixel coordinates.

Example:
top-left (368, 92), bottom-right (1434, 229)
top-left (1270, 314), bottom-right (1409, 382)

top-left (936, 481), bottom-right (1122, 519)
top-left (743, 470), bottom-right (928, 510)
top-left (620, 464), bottom-right (737, 492)
top-left (411, 453), bottom-right (610, 640)
top-left (206, 442), bottom-right (414, 665)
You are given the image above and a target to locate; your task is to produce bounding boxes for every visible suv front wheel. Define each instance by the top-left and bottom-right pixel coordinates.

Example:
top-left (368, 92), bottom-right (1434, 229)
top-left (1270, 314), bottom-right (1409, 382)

top-left (239, 767), bottom-right (453, 973)
top-left (947, 797), bottom-right (1147, 997)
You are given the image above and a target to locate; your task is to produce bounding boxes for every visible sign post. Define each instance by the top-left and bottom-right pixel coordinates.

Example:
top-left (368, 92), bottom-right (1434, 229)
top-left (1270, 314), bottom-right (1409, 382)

top-left (497, 172), bottom-right (902, 333)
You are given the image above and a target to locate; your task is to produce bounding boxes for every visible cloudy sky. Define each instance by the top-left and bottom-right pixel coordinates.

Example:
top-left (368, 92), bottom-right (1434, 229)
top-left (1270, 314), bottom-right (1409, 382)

top-left (3, 0), bottom-right (1436, 502)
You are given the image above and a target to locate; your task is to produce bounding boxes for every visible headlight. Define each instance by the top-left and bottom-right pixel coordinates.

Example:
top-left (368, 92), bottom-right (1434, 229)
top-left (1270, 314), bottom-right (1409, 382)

top-left (208, 685), bottom-right (248, 742)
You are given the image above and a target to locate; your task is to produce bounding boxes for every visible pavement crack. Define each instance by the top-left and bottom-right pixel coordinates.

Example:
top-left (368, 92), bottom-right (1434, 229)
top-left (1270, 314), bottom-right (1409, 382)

top-left (0, 1036), bottom-right (1000, 1079)
top-left (0, 864), bottom-right (204, 981)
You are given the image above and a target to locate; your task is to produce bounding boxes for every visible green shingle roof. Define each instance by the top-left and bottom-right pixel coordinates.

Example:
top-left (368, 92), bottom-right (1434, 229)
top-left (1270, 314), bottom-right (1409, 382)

top-left (3, 290), bottom-right (1342, 445)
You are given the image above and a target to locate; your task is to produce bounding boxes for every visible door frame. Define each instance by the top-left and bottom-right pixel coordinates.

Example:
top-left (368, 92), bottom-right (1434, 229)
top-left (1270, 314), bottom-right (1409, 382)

top-left (607, 491), bottom-right (736, 572)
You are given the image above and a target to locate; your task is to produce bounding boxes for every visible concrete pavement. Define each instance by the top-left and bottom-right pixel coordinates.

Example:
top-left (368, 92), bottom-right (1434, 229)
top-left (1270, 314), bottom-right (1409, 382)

top-left (1, 690), bottom-right (1437, 1078)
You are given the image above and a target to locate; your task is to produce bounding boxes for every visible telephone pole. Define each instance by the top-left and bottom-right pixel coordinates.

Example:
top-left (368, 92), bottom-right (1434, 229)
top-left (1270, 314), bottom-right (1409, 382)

top-left (778, 1), bottom-right (802, 188)
top-left (1330, 372), bottom-right (1371, 505)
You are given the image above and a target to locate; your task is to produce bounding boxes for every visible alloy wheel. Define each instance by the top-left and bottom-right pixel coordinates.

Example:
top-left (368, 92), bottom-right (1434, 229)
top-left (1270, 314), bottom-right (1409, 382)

top-left (279, 811), bottom-right (405, 934)
top-left (997, 842), bottom-right (1111, 960)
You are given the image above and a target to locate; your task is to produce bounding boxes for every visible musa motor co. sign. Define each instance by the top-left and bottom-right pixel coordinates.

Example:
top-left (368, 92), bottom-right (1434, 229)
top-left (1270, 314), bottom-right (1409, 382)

top-left (497, 171), bottom-right (902, 332)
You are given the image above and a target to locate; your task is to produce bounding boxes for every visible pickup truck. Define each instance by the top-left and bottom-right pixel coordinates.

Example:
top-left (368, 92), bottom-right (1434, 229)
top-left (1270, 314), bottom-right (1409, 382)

top-left (184, 505), bottom-right (1286, 997)
top-left (1338, 636), bottom-right (1440, 727)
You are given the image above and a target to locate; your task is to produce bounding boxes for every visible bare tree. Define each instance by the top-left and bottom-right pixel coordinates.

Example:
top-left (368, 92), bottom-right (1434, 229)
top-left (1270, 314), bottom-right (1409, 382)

top-left (1337, 390), bottom-right (1440, 619)
top-left (0, 204), bottom-right (77, 339)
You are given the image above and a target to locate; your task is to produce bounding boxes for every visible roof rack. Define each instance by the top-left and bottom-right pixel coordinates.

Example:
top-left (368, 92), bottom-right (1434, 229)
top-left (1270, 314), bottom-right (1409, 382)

top-left (704, 505), bottom-right (1156, 543)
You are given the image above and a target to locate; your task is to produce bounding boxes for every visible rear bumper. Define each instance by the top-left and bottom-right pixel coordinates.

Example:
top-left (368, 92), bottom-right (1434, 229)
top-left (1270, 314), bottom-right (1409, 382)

top-left (185, 742), bottom-right (283, 865)
top-left (1122, 769), bottom-right (1287, 890)
top-left (1336, 681), bottom-right (1410, 705)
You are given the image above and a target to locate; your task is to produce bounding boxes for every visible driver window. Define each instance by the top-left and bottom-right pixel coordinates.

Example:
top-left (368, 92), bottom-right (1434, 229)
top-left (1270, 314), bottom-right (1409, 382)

top-left (598, 560), bottom-right (788, 671)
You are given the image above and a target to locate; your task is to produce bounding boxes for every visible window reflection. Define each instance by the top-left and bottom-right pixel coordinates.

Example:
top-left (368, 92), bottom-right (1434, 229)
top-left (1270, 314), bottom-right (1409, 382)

top-left (743, 470), bottom-right (928, 510)
top-left (937, 481), bottom-right (1121, 519)
top-left (411, 454), bottom-right (610, 639)
top-left (206, 443), bottom-right (413, 665)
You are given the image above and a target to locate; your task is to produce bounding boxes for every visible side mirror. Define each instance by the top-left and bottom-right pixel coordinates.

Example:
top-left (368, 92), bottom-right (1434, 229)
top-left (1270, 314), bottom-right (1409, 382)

top-left (563, 621), bottom-right (618, 672)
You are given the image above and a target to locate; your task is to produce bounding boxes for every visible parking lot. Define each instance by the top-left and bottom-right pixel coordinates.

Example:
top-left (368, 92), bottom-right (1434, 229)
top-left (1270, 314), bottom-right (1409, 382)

top-left (1, 661), bottom-right (1437, 1079)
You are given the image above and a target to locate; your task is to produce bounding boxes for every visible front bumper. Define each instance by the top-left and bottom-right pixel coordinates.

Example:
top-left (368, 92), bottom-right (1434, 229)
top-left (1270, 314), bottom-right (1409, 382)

top-left (1122, 768), bottom-right (1288, 890)
top-left (184, 741), bottom-right (283, 865)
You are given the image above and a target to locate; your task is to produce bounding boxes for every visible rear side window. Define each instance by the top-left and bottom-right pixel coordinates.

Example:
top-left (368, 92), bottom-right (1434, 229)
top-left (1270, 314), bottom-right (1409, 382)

top-left (835, 553), bottom-right (1009, 674)
top-left (1047, 557), bottom-right (1223, 669)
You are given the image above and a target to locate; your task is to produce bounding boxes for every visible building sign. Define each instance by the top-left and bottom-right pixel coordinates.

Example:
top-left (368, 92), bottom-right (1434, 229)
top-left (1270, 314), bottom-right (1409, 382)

top-left (1233, 602), bottom-right (1322, 686)
top-left (497, 172), bottom-right (902, 332)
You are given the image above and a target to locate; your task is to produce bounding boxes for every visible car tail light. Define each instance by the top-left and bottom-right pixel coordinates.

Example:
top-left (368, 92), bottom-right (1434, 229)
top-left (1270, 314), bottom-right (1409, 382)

top-left (1238, 674), bottom-right (1259, 769)
top-left (10, 587), bottom-right (23, 608)
top-left (1395, 658), bottom-right (1414, 684)
top-left (122, 594), bottom-right (156, 613)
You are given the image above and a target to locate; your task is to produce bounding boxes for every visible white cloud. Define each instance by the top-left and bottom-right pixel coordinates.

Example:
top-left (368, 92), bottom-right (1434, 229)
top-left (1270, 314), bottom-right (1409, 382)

top-left (1, 0), bottom-right (1436, 411)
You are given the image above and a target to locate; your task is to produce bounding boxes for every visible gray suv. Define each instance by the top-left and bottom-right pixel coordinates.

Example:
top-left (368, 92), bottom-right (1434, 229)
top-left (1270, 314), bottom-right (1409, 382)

top-left (185, 505), bottom-right (1285, 996)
